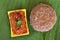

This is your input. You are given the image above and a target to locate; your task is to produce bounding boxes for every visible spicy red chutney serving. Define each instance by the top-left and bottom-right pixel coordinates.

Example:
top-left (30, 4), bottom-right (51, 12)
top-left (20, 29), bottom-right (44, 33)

top-left (8, 9), bottom-right (29, 37)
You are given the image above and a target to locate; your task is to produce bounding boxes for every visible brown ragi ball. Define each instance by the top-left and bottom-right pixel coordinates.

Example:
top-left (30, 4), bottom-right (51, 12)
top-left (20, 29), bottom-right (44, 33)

top-left (30, 3), bottom-right (57, 32)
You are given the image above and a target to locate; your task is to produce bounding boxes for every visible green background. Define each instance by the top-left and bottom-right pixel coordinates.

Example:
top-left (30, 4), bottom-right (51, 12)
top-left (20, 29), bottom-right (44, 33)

top-left (0, 0), bottom-right (60, 40)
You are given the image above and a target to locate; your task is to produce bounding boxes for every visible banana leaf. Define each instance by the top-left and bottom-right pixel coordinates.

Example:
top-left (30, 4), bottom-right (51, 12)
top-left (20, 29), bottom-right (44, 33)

top-left (0, 0), bottom-right (60, 40)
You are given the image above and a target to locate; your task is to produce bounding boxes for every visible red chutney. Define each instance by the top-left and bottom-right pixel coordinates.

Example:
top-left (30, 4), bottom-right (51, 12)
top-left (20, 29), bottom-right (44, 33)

top-left (9, 11), bottom-right (27, 35)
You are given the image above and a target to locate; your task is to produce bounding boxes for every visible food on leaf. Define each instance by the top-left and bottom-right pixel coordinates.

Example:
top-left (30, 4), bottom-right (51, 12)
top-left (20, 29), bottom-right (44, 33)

top-left (8, 9), bottom-right (29, 37)
top-left (30, 3), bottom-right (57, 32)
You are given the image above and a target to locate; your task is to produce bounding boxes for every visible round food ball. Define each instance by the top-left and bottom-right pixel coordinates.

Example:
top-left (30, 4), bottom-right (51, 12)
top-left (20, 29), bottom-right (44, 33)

top-left (30, 3), bottom-right (57, 32)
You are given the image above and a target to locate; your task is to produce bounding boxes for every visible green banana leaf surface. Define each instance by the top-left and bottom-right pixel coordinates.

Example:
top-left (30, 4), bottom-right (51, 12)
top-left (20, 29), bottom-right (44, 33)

top-left (0, 0), bottom-right (60, 40)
